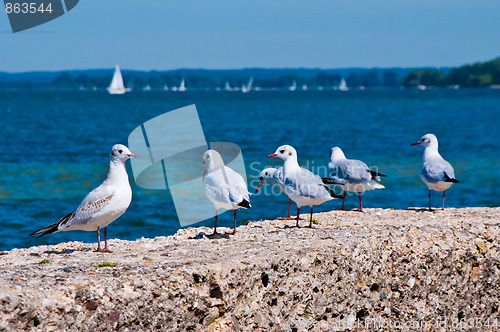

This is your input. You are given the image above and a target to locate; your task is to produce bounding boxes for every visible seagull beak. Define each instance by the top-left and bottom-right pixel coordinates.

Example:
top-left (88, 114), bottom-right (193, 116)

top-left (202, 169), bottom-right (206, 182)
top-left (411, 141), bottom-right (421, 146)
top-left (128, 153), bottom-right (137, 158)
top-left (267, 154), bottom-right (277, 158)
top-left (255, 183), bottom-right (262, 193)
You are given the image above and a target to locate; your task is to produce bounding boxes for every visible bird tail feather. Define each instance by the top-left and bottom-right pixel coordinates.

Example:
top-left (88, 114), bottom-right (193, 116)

top-left (444, 173), bottom-right (459, 183)
top-left (237, 199), bottom-right (251, 209)
top-left (29, 211), bottom-right (75, 238)
top-left (324, 186), bottom-right (344, 199)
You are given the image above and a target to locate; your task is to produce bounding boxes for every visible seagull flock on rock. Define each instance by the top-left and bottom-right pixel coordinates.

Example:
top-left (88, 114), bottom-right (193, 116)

top-left (30, 133), bottom-right (459, 251)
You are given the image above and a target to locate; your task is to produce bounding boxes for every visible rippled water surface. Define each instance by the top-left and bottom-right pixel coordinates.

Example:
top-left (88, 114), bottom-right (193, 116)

top-left (0, 89), bottom-right (498, 250)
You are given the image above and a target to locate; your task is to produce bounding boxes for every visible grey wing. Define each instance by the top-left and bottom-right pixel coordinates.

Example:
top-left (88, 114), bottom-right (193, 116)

top-left (67, 185), bottom-right (114, 226)
top-left (286, 168), bottom-right (329, 199)
top-left (329, 160), bottom-right (371, 184)
top-left (344, 159), bottom-right (372, 183)
top-left (328, 161), bottom-right (348, 185)
top-left (422, 158), bottom-right (455, 183)
top-left (225, 167), bottom-right (250, 203)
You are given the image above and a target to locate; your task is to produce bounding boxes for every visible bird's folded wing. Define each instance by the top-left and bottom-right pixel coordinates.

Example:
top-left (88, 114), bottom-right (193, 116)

top-left (225, 167), bottom-right (250, 203)
top-left (70, 186), bottom-right (114, 225)
top-left (286, 169), bottom-right (328, 199)
top-left (344, 160), bottom-right (372, 182)
top-left (422, 159), bottom-right (455, 182)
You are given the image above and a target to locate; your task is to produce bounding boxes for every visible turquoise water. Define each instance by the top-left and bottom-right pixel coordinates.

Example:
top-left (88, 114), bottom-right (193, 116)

top-left (0, 89), bottom-right (499, 250)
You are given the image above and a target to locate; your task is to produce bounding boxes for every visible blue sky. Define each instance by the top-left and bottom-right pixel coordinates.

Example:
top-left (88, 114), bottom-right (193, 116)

top-left (1, 0), bottom-right (500, 72)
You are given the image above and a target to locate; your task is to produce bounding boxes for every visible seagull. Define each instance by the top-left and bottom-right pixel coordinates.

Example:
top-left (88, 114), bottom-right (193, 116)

top-left (411, 133), bottom-right (459, 211)
top-left (255, 167), bottom-right (292, 220)
top-left (30, 144), bottom-right (136, 252)
top-left (267, 145), bottom-right (342, 228)
top-left (328, 147), bottom-right (386, 211)
top-left (202, 149), bottom-right (251, 235)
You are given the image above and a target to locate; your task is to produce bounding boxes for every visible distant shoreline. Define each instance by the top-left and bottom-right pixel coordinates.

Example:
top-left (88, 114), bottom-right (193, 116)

top-left (1, 56), bottom-right (499, 90)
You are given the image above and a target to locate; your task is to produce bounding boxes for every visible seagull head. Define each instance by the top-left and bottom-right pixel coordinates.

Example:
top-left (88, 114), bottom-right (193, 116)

top-left (255, 168), bottom-right (276, 193)
top-left (267, 145), bottom-right (297, 161)
top-left (411, 133), bottom-right (438, 148)
top-left (202, 149), bottom-right (224, 181)
top-left (330, 147), bottom-right (346, 161)
top-left (110, 144), bottom-right (136, 162)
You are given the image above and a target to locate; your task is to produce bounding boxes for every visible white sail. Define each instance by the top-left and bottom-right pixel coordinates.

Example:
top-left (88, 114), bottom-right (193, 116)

top-left (224, 80), bottom-right (233, 91)
top-left (178, 78), bottom-right (186, 91)
top-left (289, 80), bottom-right (297, 91)
top-left (338, 78), bottom-right (349, 91)
top-left (242, 77), bottom-right (253, 93)
top-left (107, 65), bottom-right (129, 94)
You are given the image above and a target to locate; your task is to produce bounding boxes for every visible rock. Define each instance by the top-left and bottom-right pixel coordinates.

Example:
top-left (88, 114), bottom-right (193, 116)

top-left (407, 277), bottom-right (416, 289)
top-left (42, 298), bottom-right (54, 310)
top-left (0, 207), bottom-right (498, 331)
top-left (152, 289), bottom-right (161, 298)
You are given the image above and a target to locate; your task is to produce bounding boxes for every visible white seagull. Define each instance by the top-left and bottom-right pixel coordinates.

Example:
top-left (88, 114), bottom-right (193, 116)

top-left (202, 150), bottom-right (251, 235)
top-left (255, 167), bottom-right (292, 220)
top-left (30, 144), bottom-right (136, 252)
top-left (411, 133), bottom-right (459, 210)
top-left (267, 145), bottom-right (342, 228)
top-left (328, 147), bottom-right (385, 211)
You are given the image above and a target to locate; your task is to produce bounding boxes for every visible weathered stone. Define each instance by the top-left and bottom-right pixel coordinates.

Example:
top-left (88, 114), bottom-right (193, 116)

top-left (0, 207), bottom-right (498, 331)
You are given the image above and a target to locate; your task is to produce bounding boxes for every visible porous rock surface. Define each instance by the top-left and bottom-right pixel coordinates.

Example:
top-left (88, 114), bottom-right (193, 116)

top-left (0, 207), bottom-right (499, 331)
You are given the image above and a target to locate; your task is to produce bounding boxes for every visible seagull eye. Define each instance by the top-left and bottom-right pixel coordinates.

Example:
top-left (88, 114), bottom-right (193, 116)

top-left (118, 150), bottom-right (123, 154)
top-left (288, 152), bottom-right (292, 156)
top-left (279, 150), bottom-right (285, 154)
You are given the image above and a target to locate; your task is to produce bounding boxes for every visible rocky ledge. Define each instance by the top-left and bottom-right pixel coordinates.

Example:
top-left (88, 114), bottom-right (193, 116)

top-left (1, 207), bottom-right (499, 331)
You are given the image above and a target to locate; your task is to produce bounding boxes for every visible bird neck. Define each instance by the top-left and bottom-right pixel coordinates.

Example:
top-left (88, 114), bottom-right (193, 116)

top-left (105, 159), bottom-right (129, 184)
top-left (206, 160), bottom-right (223, 174)
top-left (423, 146), bottom-right (440, 160)
top-left (283, 156), bottom-right (299, 177)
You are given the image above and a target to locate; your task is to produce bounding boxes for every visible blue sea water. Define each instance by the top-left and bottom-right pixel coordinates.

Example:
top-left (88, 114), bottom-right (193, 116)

top-left (0, 89), bottom-right (499, 251)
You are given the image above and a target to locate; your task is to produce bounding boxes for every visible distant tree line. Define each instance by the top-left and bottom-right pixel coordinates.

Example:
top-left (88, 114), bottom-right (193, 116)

top-left (47, 70), bottom-right (402, 90)
top-left (1, 57), bottom-right (499, 90)
top-left (401, 57), bottom-right (500, 87)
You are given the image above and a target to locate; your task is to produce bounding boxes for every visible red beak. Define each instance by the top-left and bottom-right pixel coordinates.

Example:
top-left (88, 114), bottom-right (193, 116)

top-left (255, 183), bottom-right (262, 193)
top-left (202, 169), bottom-right (206, 182)
top-left (267, 154), bottom-right (277, 158)
top-left (411, 141), bottom-right (421, 146)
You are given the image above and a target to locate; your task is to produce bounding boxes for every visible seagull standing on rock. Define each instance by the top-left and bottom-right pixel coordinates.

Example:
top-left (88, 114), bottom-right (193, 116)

top-left (412, 133), bottom-right (459, 211)
top-left (30, 144), bottom-right (136, 252)
top-left (202, 150), bottom-right (251, 235)
top-left (267, 145), bottom-right (342, 228)
top-left (328, 147), bottom-right (385, 211)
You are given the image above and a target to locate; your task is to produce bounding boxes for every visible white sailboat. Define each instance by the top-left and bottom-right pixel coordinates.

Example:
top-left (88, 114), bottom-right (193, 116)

top-left (224, 80), bottom-right (233, 91)
top-left (338, 77), bottom-right (349, 91)
top-left (241, 77), bottom-right (253, 93)
top-left (178, 78), bottom-right (186, 92)
top-left (107, 65), bottom-right (130, 95)
top-left (289, 80), bottom-right (297, 91)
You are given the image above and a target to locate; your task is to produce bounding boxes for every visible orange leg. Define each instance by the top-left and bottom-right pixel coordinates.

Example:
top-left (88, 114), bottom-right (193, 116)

top-left (339, 191), bottom-right (346, 210)
top-left (227, 210), bottom-right (237, 235)
top-left (295, 207), bottom-right (301, 228)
